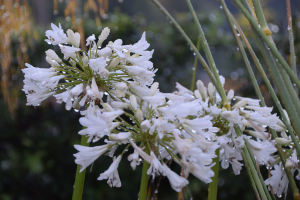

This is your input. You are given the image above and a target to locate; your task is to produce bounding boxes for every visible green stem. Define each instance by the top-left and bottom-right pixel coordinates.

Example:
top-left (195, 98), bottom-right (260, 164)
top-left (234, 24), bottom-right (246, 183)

top-left (208, 148), bottom-right (220, 200)
top-left (234, 0), bottom-right (300, 91)
top-left (191, 36), bottom-right (200, 91)
top-left (185, 0), bottom-right (228, 106)
top-left (286, 0), bottom-right (298, 94)
top-left (150, 0), bottom-right (221, 95)
top-left (72, 135), bottom-right (89, 200)
top-left (235, 126), bottom-right (269, 200)
top-left (139, 145), bottom-right (150, 200)
top-left (251, 0), bottom-right (273, 42)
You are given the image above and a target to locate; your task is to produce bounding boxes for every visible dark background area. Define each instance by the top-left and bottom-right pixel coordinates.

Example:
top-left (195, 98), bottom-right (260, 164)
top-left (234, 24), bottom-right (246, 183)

top-left (1, 0), bottom-right (300, 199)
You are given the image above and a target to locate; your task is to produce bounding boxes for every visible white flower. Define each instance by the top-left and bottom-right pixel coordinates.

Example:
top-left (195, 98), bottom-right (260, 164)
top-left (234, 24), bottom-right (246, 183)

top-left (109, 132), bottom-right (132, 144)
top-left (183, 162), bottom-right (214, 183)
top-left (127, 150), bottom-right (141, 170)
top-left (60, 46), bottom-right (81, 60)
top-left (129, 141), bottom-right (162, 178)
top-left (78, 109), bottom-right (123, 142)
top-left (54, 90), bottom-right (73, 110)
top-left (22, 63), bottom-right (64, 106)
top-left (67, 29), bottom-right (80, 48)
top-left (160, 164), bottom-right (189, 192)
top-left (45, 49), bottom-right (62, 63)
top-left (123, 65), bottom-right (156, 85)
top-left (127, 32), bottom-right (151, 55)
top-left (126, 51), bottom-right (154, 69)
top-left (235, 96), bottom-right (260, 106)
top-left (196, 80), bottom-right (207, 100)
top-left (45, 23), bottom-right (69, 45)
top-left (149, 118), bottom-right (175, 139)
top-left (98, 155), bottom-right (122, 187)
top-left (183, 116), bottom-right (216, 137)
top-left (265, 164), bottom-right (289, 198)
top-left (97, 47), bottom-right (112, 59)
top-left (86, 77), bottom-right (103, 100)
top-left (74, 144), bottom-right (108, 172)
top-left (86, 34), bottom-right (96, 46)
top-left (89, 57), bottom-right (109, 78)
top-left (97, 27), bottom-right (110, 46)
top-left (247, 138), bottom-right (276, 165)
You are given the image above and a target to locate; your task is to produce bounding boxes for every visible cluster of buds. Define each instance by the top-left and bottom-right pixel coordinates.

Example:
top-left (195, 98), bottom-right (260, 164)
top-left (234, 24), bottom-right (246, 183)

top-left (22, 23), bottom-right (298, 196)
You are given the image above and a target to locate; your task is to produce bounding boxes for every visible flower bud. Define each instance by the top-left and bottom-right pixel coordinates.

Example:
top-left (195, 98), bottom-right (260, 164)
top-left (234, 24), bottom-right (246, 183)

top-left (109, 132), bottom-right (132, 144)
top-left (196, 80), bottom-right (207, 100)
top-left (45, 49), bottom-right (62, 62)
top-left (135, 109), bottom-right (143, 123)
top-left (275, 138), bottom-right (292, 145)
top-left (227, 89), bottom-right (234, 101)
top-left (141, 120), bottom-right (151, 132)
top-left (82, 56), bottom-right (89, 67)
top-left (103, 103), bottom-right (114, 112)
top-left (194, 90), bottom-right (201, 99)
top-left (130, 95), bottom-right (138, 111)
top-left (107, 57), bottom-right (120, 70)
top-left (149, 82), bottom-right (159, 96)
top-left (232, 99), bottom-right (248, 109)
top-left (67, 29), bottom-right (80, 48)
top-left (285, 159), bottom-right (294, 169)
top-left (46, 56), bottom-right (60, 67)
top-left (97, 27), bottom-right (110, 46)
top-left (207, 82), bottom-right (215, 98)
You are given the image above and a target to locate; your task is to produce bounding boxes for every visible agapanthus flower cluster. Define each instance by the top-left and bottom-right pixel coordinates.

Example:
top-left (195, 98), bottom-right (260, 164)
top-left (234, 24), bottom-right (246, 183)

top-left (22, 23), bottom-right (299, 196)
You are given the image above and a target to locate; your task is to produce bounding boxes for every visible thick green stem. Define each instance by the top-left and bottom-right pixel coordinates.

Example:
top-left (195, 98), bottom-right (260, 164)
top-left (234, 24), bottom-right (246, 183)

top-left (139, 145), bottom-right (150, 200)
top-left (286, 0), bottom-right (298, 94)
top-left (191, 36), bottom-right (201, 91)
top-left (72, 135), bottom-right (89, 200)
top-left (251, 0), bottom-right (273, 42)
top-left (208, 148), bottom-right (220, 200)
top-left (235, 126), bottom-right (269, 200)
top-left (234, 0), bottom-right (300, 91)
top-left (185, 0), bottom-right (228, 107)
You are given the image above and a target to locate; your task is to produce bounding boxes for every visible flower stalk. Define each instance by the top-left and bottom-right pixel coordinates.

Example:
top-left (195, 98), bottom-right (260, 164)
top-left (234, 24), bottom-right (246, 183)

top-left (72, 135), bottom-right (89, 200)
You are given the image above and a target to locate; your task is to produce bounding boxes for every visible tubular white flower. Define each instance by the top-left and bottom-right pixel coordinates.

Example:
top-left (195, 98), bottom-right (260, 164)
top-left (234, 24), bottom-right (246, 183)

top-left (86, 34), bottom-right (96, 46)
top-left (45, 49), bottom-right (62, 63)
top-left (45, 23), bottom-right (69, 45)
top-left (196, 80), bottom-right (207, 100)
top-left (97, 27), bottom-right (110, 46)
top-left (97, 155), bottom-right (122, 187)
top-left (109, 132), bottom-right (132, 144)
top-left (79, 109), bottom-right (122, 142)
top-left (74, 144), bottom-right (108, 172)
top-left (160, 164), bottom-right (189, 192)
top-left (67, 29), bottom-right (80, 48)
top-left (89, 57), bottom-right (109, 78)
top-left (60, 45), bottom-right (81, 60)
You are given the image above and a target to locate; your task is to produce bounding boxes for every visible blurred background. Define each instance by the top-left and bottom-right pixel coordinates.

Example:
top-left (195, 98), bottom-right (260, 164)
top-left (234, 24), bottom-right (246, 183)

top-left (1, 0), bottom-right (300, 199)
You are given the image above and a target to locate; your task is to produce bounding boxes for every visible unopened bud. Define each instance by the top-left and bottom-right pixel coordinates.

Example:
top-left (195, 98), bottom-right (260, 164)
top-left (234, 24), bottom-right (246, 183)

top-left (103, 103), bottom-right (114, 112)
top-left (227, 89), bottom-right (234, 101)
top-left (97, 27), bottom-right (110, 46)
top-left (109, 132), bottom-right (132, 144)
top-left (275, 138), bottom-right (292, 145)
top-left (130, 95), bottom-right (138, 111)
top-left (107, 57), bottom-right (120, 70)
top-left (67, 29), bottom-right (80, 47)
top-left (45, 49), bottom-right (62, 62)
top-left (232, 99), bottom-right (248, 109)
top-left (82, 56), bottom-right (89, 67)
top-left (149, 82), bottom-right (159, 96)
top-left (207, 82), bottom-right (215, 98)
top-left (196, 80), bottom-right (207, 100)
top-left (135, 109), bottom-right (143, 122)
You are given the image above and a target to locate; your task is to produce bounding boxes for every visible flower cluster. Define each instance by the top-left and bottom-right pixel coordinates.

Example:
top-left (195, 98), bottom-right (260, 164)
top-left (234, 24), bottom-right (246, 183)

top-left (22, 23), bottom-right (299, 196)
